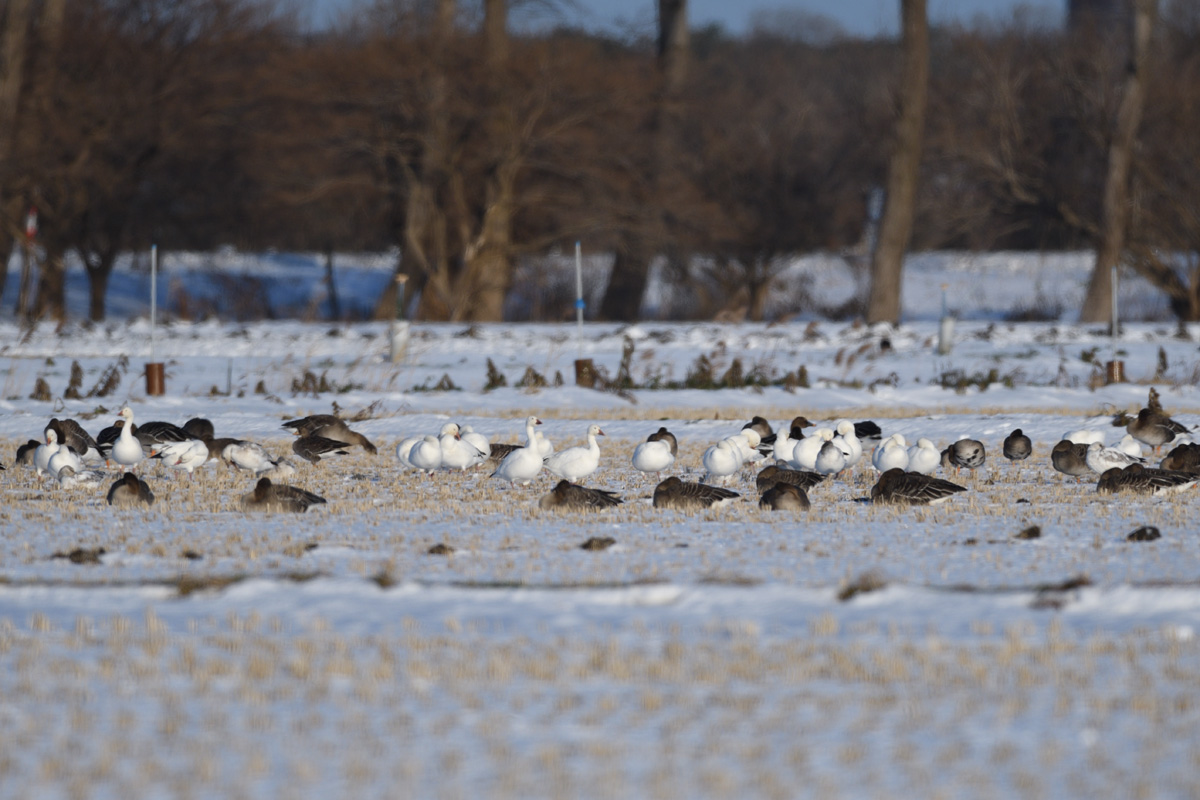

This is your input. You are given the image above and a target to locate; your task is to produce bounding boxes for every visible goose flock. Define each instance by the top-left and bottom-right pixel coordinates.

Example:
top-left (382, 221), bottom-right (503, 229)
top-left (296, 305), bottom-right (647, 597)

top-left (7, 390), bottom-right (1197, 517)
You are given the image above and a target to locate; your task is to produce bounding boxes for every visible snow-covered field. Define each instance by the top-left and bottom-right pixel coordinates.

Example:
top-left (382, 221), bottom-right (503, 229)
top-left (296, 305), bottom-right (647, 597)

top-left (2, 252), bottom-right (1200, 798)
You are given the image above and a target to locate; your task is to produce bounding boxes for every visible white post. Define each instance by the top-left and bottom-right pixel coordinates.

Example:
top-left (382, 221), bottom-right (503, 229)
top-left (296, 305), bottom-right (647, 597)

top-left (574, 241), bottom-right (584, 348)
top-left (150, 244), bottom-right (157, 362)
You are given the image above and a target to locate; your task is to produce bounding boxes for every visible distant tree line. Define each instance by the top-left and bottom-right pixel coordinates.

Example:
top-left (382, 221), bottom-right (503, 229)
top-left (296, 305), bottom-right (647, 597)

top-left (0, 0), bottom-right (1197, 323)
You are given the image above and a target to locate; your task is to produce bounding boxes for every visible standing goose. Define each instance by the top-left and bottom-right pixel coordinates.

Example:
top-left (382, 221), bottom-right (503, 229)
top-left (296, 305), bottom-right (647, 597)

top-left (1050, 440), bottom-right (1092, 480)
top-left (459, 426), bottom-right (492, 463)
top-left (34, 429), bottom-right (60, 477)
top-left (814, 440), bottom-right (847, 476)
top-left (701, 439), bottom-right (742, 485)
top-left (112, 408), bottom-right (145, 471)
top-left (905, 438), bottom-right (941, 475)
top-left (545, 424), bottom-right (604, 482)
top-left (831, 421), bottom-right (863, 469)
top-left (395, 436), bottom-right (422, 469)
top-left (491, 416), bottom-right (544, 486)
top-left (789, 428), bottom-right (833, 471)
top-left (240, 477), bottom-right (327, 512)
top-left (408, 435), bottom-right (443, 474)
top-left (943, 437), bottom-right (986, 473)
top-left (871, 435), bottom-right (910, 473)
top-left (652, 477), bottom-right (740, 510)
top-left (538, 480), bottom-right (623, 511)
top-left (631, 427), bottom-right (677, 478)
top-left (1127, 407), bottom-right (1190, 451)
top-left (107, 473), bottom-right (155, 507)
top-left (1002, 429), bottom-right (1032, 462)
top-left (283, 415), bottom-right (378, 454)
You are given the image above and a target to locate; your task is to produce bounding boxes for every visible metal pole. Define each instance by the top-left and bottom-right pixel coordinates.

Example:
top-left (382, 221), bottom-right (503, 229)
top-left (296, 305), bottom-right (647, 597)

top-left (150, 244), bottom-right (157, 362)
top-left (574, 241), bottom-right (584, 348)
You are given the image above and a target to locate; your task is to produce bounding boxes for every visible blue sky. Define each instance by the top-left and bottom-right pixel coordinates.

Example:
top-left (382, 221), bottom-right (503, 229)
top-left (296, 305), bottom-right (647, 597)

top-left (304, 0), bottom-right (1064, 37)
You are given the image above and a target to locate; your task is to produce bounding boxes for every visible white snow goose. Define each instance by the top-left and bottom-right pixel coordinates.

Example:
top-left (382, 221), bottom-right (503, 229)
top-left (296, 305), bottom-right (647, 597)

top-left (544, 424), bottom-right (604, 482)
top-left (871, 435), bottom-right (909, 473)
top-left (631, 427), bottom-right (677, 478)
top-left (408, 435), bottom-right (443, 474)
top-left (905, 438), bottom-right (940, 476)
top-left (112, 408), bottom-right (145, 471)
top-left (491, 416), bottom-right (544, 486)
top-left (438, 423), bottom-right (488, 471)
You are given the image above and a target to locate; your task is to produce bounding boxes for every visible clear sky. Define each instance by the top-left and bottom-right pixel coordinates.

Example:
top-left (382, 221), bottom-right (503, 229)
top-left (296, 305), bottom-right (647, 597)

top-left (303, 0), bottom-right (1064, 38)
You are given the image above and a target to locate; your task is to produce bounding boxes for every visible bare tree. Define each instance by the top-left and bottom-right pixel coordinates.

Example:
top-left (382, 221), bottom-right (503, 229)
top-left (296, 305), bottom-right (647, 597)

top-left (866, 0), bottom-right (928, 325)
top-left (1079, 0), bottom-right (1158, 324)
top-left (598, 0), bottom-right (688, 321)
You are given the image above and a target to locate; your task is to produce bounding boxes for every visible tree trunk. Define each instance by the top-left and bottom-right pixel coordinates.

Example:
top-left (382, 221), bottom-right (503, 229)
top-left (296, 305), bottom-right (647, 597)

top-left (0, 228), bottom-right (12, 304)
top-left (599, 0), bottom-right (688, 321)
top-left (87, 262), bottom-right (110, 322)
top-left (865, 0), bottom-right (929, 325)
top-left (464, 0), bottom-right (514, 322)
top-left (33, 246), bottom-right (66, 322)
top-left (324, 246), bottom-right (340, 320)
top-left (1079, 0), bottom-right (1157, 325)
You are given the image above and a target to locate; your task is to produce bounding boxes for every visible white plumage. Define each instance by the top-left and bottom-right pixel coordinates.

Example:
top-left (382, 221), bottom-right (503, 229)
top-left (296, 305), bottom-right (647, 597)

top-left (815, 441), bottom-right (847, 475)
top-left (1085, 441), bottom-right (1144, 473)
top-left (1064, 429), bottom-right (1106, 446)
top-left (112, 408), bottom-right (144, 470)
top-left (906, 438), bottom-right (941, 475)
top-left (702, 440), bottom-right (742, 484)
top-left (159, 439), bottom-right (209, 475)
top-left (544, 424), bottom-right (604, 482)
top-left (491, 416), bottom-right (544, 486)
top-left (872, 435), bottom-right (910, 473)
top-left (409, 435), bottom-right (443, 473)
top-left (789, 428), bottom-right (833, 471)
top-left (631, 439), bottom-right (675, 476)
top-left (395, 436), bottom-right (420, 469)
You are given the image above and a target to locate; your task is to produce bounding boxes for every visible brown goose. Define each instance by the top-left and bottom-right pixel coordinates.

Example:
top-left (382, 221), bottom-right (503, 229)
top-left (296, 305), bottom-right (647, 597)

top-left (871, 468), bottom-right (966, 506)
top-left (788, 416), bottom-right (814, 440)
top-left (652, 477), bottom-right (740, 510)
top-left (1127, 407), bottom-right (1190, 451)
top-left (1002, 429), bottom-right (1032, 462)
top-left (240, 477), bottom-right (326, 513)
top-left (282, 415), bottom-right (377, 454)
top-left (1096, 464), bottom-right (1197, 496)
top-left (1051, 440), bottom-right (1092, 479)
top-left (538, 480), bottom-right (623, 511)
top-left (46, 418), bottom-right (102, 462)
top-left (292, 435), bottom-right (351, 464)
top-left (15, 439), bottom-right (41, 466)
top-left (759, 482), bottom-right (810, 511)
top-left (182, 418), bottom-right (215, 441)
top-left (646, 426), bottom-right (678, 457)
top-left (742, 416), bottom-right (774, 443)
top-left (1160, 442), bottom-right (1200, 474)
top-left (106, 473), bottom-right (155, 507)
top-left (755, 464), bottom-right (824, 495)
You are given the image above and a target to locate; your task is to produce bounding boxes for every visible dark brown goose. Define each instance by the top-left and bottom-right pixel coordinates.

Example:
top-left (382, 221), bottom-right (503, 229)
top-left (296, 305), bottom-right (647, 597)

top-left (15, 439), bottom-right (41, 465)
top-left (182, 418), bottom-right (215, 440)
top-left (759, 482), bottom-right (810, 511)
top-left (240, 477), bottom-right (326, 513)
top-left (755, 464), bottom-right (824, 495)
top-left (46, 418), bottom-right (102, 462)
top-left (1051, 440), bottom-right (1092, 479)
top-left (292, 435), bottom-right (351, 464)
top-left (538, 480), bottom-right (623, 511)
top-left (1002, 429), bottom-right (1032, 462)
top-left (652, 477), bottom-right (740, 510)
top-left (646, 427), bottom-right (679, 457)
top-left (1127, 407), bottom-right (1190, 450)
top-left (106, 473), bottom-right (155, 507)
top-left (1160, 442), bottom-right (1200, 474)
top-left (871, 468), bottom-right (966, 506)
top-left (1096, 464), bottom-right (1197, 496)
top-left (282, 415), bottom-right (377, 454)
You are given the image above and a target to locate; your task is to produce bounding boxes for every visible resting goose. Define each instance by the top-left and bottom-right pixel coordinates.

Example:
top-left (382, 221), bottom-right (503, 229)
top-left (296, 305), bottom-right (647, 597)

top-left (240, 477), bottom-right (326, 512)
top-left (759, 482), bottom-right (810, 511)
top-left (57, 465), bottom-right (104, 490)
top-left (222, 441), bottom-right (295, 478)
top-left (1085, 441), bottom-right (1145, 473)
top-left (701, 440), bottom-right (742, 485)
top-left (755, 465), bottom-right (824, 495)
top-left (438, 423), bottom-right (488, 471)
top-left (871, 435), bottom-right (909, 473)
top-left (157, 439), bottom-right (211, 476)
top-left (1002, 429), bottom-right (1032, 462)
top-left (107, 473), bottom-right (155, 507)
top-left (871, 469), bottom-right (966, 506)
top-left (905, 438), bottom-right (941, 476)
top-left (652, 477), bottom-right (739, 510)
top-left (538, 480), bottom-right (623, 511)
top-left (408, 435), bottom-right (443, 474)
top-left (47, 441), bottom-right (83, 479)
top-left (293, 435), bottom-right (351, 464)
